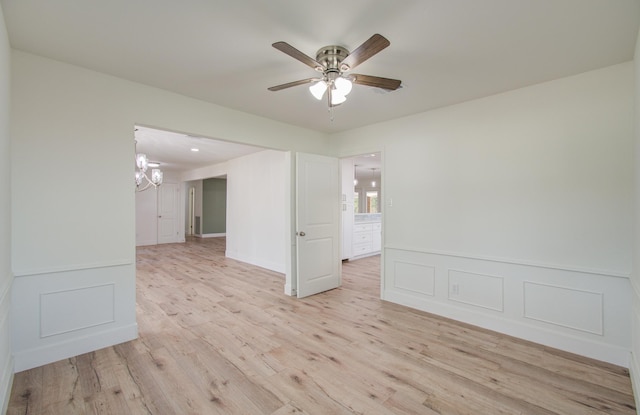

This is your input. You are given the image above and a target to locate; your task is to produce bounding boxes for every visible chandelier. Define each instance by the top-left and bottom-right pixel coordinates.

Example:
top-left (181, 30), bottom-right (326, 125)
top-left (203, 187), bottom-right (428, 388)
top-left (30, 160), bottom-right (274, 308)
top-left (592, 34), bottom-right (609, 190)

top-left (134, 142), bottom-right (163, 192)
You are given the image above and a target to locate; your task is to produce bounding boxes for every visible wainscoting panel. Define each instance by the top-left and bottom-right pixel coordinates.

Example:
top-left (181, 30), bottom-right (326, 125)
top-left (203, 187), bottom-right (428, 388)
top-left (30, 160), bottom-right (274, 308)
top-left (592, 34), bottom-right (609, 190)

top-left (393, 261), bottom-right (435, 297)
top-left (524, 282), bottom-right (603, 335)
top-left (628, 281), bottom-right (640, 407)
top-left (12, 263), bottom-right (137, 372)
top-left (40, 284), bottom-right (115, 338)
top-left (448, 269), bottom-right (504, 312)
top-left (0, 278), bottom-right (14, 415)
top-left (383, 247), bottom-right (631, 366)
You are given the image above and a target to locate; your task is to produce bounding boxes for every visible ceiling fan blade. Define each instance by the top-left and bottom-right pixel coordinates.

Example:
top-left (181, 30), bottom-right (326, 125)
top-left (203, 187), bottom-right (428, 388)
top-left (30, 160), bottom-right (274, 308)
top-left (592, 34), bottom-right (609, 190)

top-left (268, 78), bottom-right (320, 92)
top-left (272, 41), bottom-right (324, 72)
top-left (340, 34), bottom-right (390, 71)
top-left (351, 74), bottom-right (402, 90)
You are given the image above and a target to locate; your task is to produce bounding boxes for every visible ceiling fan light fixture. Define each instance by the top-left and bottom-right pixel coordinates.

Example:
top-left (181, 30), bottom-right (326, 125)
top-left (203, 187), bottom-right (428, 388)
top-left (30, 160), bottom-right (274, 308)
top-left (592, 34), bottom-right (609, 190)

top-left (334, 76), bottom-right (352, 96)
top-left (136, 153), bottom-right (149, 171)
top-left (331, 91), bottom-right (347, 106)
top-left (309, 80), bottom-right (327, 100)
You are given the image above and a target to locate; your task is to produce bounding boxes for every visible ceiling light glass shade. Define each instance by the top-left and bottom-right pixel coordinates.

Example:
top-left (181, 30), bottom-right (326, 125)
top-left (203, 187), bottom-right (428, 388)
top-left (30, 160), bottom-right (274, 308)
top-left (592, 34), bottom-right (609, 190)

top-left (151, 169), bottom-right (163, 185)
top-left (334, 77), bottom-right (352, 96)
top-left (309, 80), bottom-right (327, 100)
top-left (136, 153), bottom-right (148, 171)
top-left (372, 180), bottom-right (376, 187)
top-left (331, 91), bottom-right (347, 105)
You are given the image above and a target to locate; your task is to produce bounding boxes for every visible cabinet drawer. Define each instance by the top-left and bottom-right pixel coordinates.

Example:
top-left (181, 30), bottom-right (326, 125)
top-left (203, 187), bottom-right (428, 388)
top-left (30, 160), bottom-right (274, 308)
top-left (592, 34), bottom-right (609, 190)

top-left (353, 232), bottom-right (372, 243)
top-left (354, 223), bottom-right (373, 233)
top-left (353, 242), bottom-right (373, 255)
top-left (372, 222), bottom-right (382, 232)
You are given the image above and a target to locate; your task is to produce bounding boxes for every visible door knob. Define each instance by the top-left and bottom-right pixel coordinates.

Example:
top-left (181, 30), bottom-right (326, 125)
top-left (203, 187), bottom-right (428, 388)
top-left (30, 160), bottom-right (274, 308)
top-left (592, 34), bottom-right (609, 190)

top-left (297, 231), bottom-right (306, 236)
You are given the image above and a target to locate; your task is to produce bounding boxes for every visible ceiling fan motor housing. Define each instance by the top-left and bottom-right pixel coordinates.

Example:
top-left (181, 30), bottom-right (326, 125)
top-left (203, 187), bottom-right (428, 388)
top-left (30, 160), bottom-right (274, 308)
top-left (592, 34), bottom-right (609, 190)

top-left (316, 45), bottom-right (349, 72)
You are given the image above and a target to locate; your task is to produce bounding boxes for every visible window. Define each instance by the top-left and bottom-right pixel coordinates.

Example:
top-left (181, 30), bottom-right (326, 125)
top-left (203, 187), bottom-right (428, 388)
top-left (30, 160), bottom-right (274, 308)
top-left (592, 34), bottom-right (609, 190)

top-left (366, 191), bottom-right (378, 213)
top-left (354, 191), bottom-right (359, 213)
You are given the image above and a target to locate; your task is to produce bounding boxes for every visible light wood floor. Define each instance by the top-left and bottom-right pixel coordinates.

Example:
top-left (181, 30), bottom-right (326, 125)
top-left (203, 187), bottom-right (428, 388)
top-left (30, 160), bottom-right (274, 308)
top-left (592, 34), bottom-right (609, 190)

top-left (8, 237), bottom-right (636, 414)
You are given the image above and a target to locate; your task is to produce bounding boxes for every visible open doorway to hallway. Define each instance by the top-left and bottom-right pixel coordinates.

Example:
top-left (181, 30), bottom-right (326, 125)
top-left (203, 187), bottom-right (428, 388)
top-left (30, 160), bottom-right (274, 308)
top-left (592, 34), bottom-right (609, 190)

top-left (134, 124), bottom-right (264, 249)
top-left (340, 152), bottom-right (382, 295)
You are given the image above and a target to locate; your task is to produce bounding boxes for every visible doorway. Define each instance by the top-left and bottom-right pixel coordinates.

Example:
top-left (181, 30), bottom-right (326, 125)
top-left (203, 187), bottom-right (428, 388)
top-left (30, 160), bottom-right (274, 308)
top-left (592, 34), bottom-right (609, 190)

top-left (340, 152), bottom-right (382, 294)
top-left (135, 182), bottom-right (184, 246)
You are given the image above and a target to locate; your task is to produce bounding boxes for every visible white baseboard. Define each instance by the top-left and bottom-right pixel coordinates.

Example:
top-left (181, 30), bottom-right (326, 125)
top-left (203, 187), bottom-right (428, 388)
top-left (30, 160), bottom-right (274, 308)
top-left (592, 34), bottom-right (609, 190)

top-left (196, 233), bottom-right (226, 238)
top-left (13, 323), bottom-right (138, 372)
top-left (385, 289), bottom-right (630, 366)
top-left (226, 250), bottom-right (285, 274)
top-left (629, 352), bottom-right (640, 415)
top-left (0, 354), bottom-right (14, 415)
top-left (383, 247), bottom-right (632, 367)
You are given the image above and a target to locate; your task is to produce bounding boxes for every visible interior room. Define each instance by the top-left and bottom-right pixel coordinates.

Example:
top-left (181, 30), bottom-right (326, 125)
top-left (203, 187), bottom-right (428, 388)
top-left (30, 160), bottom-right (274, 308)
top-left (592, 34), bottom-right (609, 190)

top-left (1, 1), bottom-right (640, 414)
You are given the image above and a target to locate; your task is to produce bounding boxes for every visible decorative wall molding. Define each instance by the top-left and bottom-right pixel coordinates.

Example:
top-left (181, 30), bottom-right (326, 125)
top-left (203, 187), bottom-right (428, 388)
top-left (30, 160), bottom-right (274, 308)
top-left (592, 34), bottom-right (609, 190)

top-left (385, 244), bottom-right (630, 279)
top-left (13, 259), bottom-right (134, 278)
top-left (40, 284), bottom-right (116, 338)
top-left (523, 281), bottom-right (604, 335)
top-left (448, 269), bottom-right (504, 312)
top-left (383, 247), bottom-right (631, 366)
top-left (11, 263), bottom-right (137, 372)
top-left (393, 261), bottom-right (435, 296)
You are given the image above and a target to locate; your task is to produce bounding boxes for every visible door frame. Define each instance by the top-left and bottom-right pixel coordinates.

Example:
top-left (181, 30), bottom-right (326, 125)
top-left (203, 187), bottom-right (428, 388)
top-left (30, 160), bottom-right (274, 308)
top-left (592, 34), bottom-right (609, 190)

top-left (338, 148), bottom-right (385, 299)
top-left (284, 148), bottom-right (385, 298)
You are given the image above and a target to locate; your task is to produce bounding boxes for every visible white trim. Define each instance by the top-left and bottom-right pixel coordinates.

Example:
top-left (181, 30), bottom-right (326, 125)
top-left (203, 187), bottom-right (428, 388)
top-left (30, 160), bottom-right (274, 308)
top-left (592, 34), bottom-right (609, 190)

top-left (0, 352), bottom-right (13, 415)
top-left (384, 244), bottom-right (629, 279)
top-left (196, 233), bottom-right (226, 238)
top-left (39, 283), bottom-right (116, 338)
top-left (522, 281), bottom-right (604, 336)
top-left (226, 250), bottom-right (286, 274)
top-left (13, 259), bottom-right (134, 278)
top-left (384, 289), bottom-right (630, 366)
top-left (0, 277), bottom-right (13, 415)
top-left (629, 351), bottom-right (640, 415)
top-left (447, 268), bottom-right (504, 312)
top-left (13, 323), bottom-right (138, 372)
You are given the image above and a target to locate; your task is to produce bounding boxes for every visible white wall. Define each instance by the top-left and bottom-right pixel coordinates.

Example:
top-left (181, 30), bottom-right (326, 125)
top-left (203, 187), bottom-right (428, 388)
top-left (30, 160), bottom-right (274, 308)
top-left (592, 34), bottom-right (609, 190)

top-left (10, 51), bottom-right (329, 371)
top-left (630, 27), bottom-right (640, 406)
top-left (332, 63), bottom-right (634, 366)
top-left (0, 4), bottom-right (13, 412)
top-left (226, 150), bottom-right (288, 274)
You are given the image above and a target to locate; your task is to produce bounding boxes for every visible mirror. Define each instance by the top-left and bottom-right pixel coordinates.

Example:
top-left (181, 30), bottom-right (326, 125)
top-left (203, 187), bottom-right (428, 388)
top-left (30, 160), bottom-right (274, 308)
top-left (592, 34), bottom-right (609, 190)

top-left (353, 153), bottom-right (381, 213)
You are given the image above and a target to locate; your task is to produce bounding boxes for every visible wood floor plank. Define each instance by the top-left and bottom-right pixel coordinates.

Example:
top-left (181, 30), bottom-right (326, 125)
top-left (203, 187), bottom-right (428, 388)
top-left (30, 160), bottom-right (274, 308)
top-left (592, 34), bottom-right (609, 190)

top-left (7, 237), bottom-right (636, 414)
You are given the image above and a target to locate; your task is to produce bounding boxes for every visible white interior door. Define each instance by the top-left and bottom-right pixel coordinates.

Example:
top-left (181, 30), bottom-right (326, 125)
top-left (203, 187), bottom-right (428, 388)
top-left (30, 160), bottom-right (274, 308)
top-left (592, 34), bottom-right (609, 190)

top-left (158, 183), bottom-right (180, 244)
top-left (296, 152), bottom-right (341, 298)
top-left (135, 188), bottom-right (158, 246)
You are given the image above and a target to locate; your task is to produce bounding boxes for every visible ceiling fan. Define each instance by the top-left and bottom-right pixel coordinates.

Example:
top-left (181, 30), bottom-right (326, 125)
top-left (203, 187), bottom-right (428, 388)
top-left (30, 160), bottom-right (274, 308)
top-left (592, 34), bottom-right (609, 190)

top-left (268, 34), bottom-right (402, 107)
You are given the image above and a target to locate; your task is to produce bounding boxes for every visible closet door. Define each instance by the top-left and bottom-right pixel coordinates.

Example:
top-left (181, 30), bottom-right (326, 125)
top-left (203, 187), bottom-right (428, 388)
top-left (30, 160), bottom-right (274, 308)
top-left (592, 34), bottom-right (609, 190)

top-left (157, 183), bottom-right (181, 244)
top-left (135, 188), bottom-right (158, 246)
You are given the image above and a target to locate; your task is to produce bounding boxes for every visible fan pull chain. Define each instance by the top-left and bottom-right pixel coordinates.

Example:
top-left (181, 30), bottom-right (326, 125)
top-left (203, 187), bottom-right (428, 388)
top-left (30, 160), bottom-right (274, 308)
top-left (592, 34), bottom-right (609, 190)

top-left (327, 89), bottom-right (335, 122)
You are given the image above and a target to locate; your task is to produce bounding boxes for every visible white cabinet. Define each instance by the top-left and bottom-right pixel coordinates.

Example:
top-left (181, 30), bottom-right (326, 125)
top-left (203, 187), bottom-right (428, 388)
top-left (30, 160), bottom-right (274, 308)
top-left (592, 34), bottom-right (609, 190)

top-left (352, 221), bottom-right (381, 258)
top-left (372, 222), bottom-right (382, 251)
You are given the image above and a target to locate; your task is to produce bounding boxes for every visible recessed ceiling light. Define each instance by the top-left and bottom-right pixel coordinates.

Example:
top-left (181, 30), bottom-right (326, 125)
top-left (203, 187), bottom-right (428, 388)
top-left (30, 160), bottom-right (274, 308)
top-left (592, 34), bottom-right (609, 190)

top-left (191, 148), bottom-right (200, 152)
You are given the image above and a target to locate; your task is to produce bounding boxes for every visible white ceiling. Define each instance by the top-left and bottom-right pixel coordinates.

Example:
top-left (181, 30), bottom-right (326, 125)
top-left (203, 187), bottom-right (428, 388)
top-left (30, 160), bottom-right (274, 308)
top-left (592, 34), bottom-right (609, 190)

top-left (2, 0), bottom-right (639, 169)
top-left (134, 126), bottom-right (265, 173)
